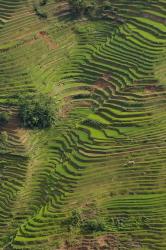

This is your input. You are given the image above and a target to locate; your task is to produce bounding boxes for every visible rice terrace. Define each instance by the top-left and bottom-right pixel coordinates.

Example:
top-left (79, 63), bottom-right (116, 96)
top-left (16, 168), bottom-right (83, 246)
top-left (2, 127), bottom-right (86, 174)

top-left (0, 0), bottom-right (166, 249)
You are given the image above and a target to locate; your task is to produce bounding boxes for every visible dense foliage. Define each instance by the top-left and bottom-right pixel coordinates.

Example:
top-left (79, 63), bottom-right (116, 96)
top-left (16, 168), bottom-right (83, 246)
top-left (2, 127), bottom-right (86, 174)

top-left (81, 219), bottom-right (106, 233)
top-left (69, 0), bottom-right (112, 18)
top-left (63, 209), bottom-right (107, 233)
top-left (39, 0), bottom-right (48, 6)
top-left (0, 112), bottom-right (10, 125)
top-left (34, 6), bottom-right (47, 18)
top-left (19, 94), bottom-right (56, 129)
top-left (33, 0), bottom-right (48, 18)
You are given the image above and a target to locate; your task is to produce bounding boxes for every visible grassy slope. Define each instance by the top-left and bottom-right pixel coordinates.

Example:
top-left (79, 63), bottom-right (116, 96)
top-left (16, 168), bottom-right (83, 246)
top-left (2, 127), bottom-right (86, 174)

top-left (0, 0), bottom-right (166, 249)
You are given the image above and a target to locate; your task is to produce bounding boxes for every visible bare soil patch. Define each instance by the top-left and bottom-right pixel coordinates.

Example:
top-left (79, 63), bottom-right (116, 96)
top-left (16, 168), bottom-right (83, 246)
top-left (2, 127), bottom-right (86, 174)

top-left (37, 31), bottom-right (59, 49)
top-left (58, 97), bottom-right (92, 119)
top-left (0, 109), bottom-right (28, 148)
top-left (144, 85), bottom-right (164, 95)
top-left (92, 74), bottom-right (112, 92)
top-left (58, 234), bottom-right (118, 250)
top-left (58, 97), bottom-right (74, 119)
top-left (143, 13), bottom-right (166, 24)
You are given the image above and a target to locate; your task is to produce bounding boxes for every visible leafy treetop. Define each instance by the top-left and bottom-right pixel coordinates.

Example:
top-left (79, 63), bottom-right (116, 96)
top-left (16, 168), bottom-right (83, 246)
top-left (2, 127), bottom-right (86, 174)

top-left (69, 0), bottom-right (113, 18)
top-left (19, 94), bottom-right (56, 129)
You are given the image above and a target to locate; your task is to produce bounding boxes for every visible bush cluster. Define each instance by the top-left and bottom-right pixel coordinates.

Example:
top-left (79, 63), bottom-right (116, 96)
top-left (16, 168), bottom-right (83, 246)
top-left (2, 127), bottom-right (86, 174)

top-left (40, 0), bottom-right (48, 6)
top-left (0, 112), bottom-right (10, 125)
top-left (81, 219), bottom-right (106, 233)
top-left (19, 94), bottom-right (56, 129)
top-left (34, 6), bottom-right (47, 18)
top-left (69, 0), bottom-right (112, 19)
top-left (63, 209), bottom-right (107, 233)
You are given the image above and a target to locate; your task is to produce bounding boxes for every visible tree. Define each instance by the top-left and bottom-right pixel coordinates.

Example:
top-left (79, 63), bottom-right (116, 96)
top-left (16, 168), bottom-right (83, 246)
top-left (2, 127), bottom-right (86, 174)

top-left (69, 0), bottom-right (112, 19)
top-left (33, 5), bottom-right (47, 19)
top-left (63, 210), bottom-right (82, 231)
top-left (80, 218), bottom-right (106, 233)
top-left (40, 0), bottom-right (48, 6)
top-left (62, 208), bottom-right (107, 233)
top-left (0, 112), bottom-right (10, 125)
top-left (70, 0), bottom-right (99, 17)
top-left (19, 94), bottom-right (56, 129)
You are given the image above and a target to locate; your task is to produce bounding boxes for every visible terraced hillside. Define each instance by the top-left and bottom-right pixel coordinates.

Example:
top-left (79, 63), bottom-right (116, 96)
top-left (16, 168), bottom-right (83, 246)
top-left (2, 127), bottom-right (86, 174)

top-left (0, 0), bottom-right (166, 249)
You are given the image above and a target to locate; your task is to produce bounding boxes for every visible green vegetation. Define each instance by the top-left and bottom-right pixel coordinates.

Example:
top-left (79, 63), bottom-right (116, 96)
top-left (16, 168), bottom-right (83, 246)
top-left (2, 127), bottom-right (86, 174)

top-left (69, 0), bottom-right (96, 17)
top-left (63, 208), bottom-right (107, 233)
top-left (81, 219), bottom-right (106, 233)
top-left (63, 210), bottom-right (82, 228)
top-left (0, 131), bottom-right (8, 146)
top-left (19, 94), bottom-right (56, 129)
top-left (0, 0), bottom-right (166, 249)
top-left (69, 0), bottom-right (113, 18)
top-left (33, 4), bottom-right (47, 19)
top-left (0, 112), bottom-right (10, 125)
top-left (40, 0), bottom-right (48, 6)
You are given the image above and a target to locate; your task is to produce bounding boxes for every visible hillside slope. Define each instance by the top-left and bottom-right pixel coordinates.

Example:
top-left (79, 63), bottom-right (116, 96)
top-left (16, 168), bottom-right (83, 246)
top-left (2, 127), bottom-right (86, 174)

top-left (0, 0), bottom-right (166, 249)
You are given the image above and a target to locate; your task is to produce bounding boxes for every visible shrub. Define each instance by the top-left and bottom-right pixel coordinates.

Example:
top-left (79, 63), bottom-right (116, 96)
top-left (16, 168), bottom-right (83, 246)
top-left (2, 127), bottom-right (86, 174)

top-left (0, 112), bottom-right (10, 125)
top-left (19, 94), bottom-right (56, 129)
top-left (63, 210), bottom-right (82, 230)
top-left (81, 219), bottom-right (106, 233)
top-left (62, 208), bottom-right (107, 234)
top-left (69, 0), bottom-right (113, 19)
top-left (34, 5), bottom-right (47, 18)
top-left (40, 0), bottom-right (48, 6)
top-left (70, 0), bottom-right (96, 17)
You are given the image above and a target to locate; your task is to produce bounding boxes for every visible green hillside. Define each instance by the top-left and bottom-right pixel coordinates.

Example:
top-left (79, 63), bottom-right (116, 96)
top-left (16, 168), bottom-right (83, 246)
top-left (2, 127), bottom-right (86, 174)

top-left (0, 0), bottom-right (166, 249)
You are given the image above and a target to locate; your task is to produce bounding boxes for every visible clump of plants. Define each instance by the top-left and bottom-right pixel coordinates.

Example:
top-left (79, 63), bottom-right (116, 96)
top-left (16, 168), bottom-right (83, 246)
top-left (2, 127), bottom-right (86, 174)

top-left (69, 0), bottom-right (96, 18)
top-left (109, 215), bottom-right (143, 231)
top-left (18, 94), bottom-right (56, 129)
top-left (62, 205), bottom-right (107, 234)
top-left (34, 7), bottom-right (47, 18)
top-left (63, 210), bottom-right (82, 230)
top-left (39, 0), bottom-right (48, 6)
top-left (0, 112), bottom-right (10, 126)
top-left (81, 218), bottom-right (106, 233)
top-left (33, 3), bottom-right (47, 19)
top-left (69, 0), bottom-right (113, 19)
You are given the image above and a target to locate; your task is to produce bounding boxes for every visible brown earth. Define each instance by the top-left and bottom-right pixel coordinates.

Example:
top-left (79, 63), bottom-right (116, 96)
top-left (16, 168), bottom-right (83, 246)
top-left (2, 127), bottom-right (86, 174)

top-left (143, 13), bottom-right (166, 24)
top-left (37, 31), bottom-right (59, 49)
top-left (58, 234), bottom-right (118, 250)
top-left (58, 97), bottom-right (92, 119)
top-left (91, 74), bottom-right (112, 92)
top-left (0, 109), bottom-right (29, 149)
